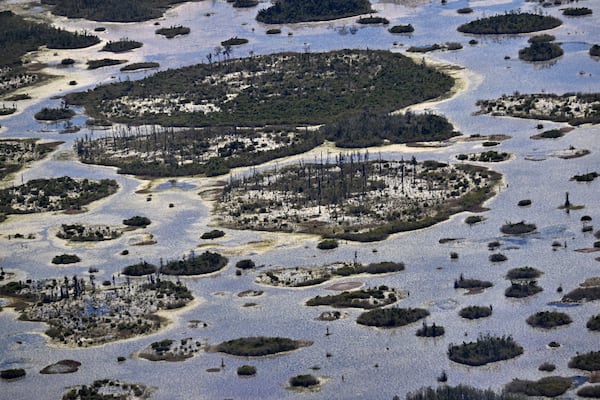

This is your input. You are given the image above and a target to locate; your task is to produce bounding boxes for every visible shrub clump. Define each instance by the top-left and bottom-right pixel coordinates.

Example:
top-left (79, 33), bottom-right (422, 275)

top-left (160, 251), bottom-right (228, 275)
top-left (122, 261), bottom-right (157, 276)
top-left (501, 221), bottom-right (536, 234)
top-left (489, 253), bottom-right (507, 262)
top-left (215, 337), bottom-right (306, 356)
top-left (416, 321), bottom-right (444, 337)
top-left (447, 334), bottom-right (523, 366)
top-left (587, 314), bottom-right (600, 331)
top-left (123, 216), bottom-right (151, 227)
top-left (201, 229), bottom-right (225, 239)
top-left (578, 385), bottom-right (600, 398)
top-left (406, 385), bottom-right (520, 400)
top-left (389, 24), bottom-right (414, 33)
top-left (51, 254), bottom-right (81, 264)
top-left (506, 266), bottom-right (542, 280)
top-left (459, 305), bottom-right (492, 320)
top-left (569, 351), bottom-right (600, 371)
top-left (454, 274), bottom-right (493, 289)
top-left (518, 199), bottom-right (532, 206)
top-left (237, 365), bottom-right (257, 376)
top-left (317, 239), bottom-right (338, 250)
top-left (0, 368), bottom-right (26, 379)
top-left (465, 215), bottom-right (484, 225)
top-left (235, 259), bottom-right (255, 269)
top-left (289, 374), bottom-right (319, 387)
top-left (505, 281), bottom-right (543, 298)
top-left (357, 307), bottom-right (429, 328)
top-left (539, 362), bottom-right (556, 372)
top-left (526, 311), bottom-right (572, 329)
top-left (505, 376), bottom-right (572, 397)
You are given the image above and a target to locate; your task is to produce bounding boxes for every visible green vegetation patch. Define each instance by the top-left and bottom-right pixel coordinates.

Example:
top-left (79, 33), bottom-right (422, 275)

top-left (569, 351), bottom-right (600, 371)
top-left (389, 24), bottom-right (414, 33)
top-left (501, 221), bottom-right (536, 234)
top-left (87, 58), bottom-right (127, 70)
top-left (237, 365), bottom-right (257, 376)
top-left (356, 307), bottom-right (429, 327)
top-left (571, 172), bottom-right (599, 182)
top-left (506, 266), bottom-right (542, 280)
top-left (65, 50), bottom-right (454, 127)
top-left (416, 321), bottom-right (444, 337)
top-left (220, 37), bottom-right (248, 46)
top-left (0, 368), bottom-right (26, 379)
top-left (60, 379), bottom-right (153, 399)
top-left (41, 0), bottom-right (190, 22)
top-left (57, 223), bottom-right (122, 241)
top-left (256, 0), bottom-right (372, 23)
top-left (357, 16), bottom-right (389, 25)
top-left (526, 311), bottom-right (572, 329)
top-left (519, 42), bottom-right (563, 62)
top-left (34, 107), bottom-right (76, 121)
top-left (457, 12), bottom-right (562, 34)
top-left (159, 251), bottom-right (228, 275)
top-left (52, 254), bottom-right (81, 265)
top-left (122, 261), bottom-right (157, 276)
top-left (307, 286), bottom-right (397, 309)
top-left (562, 7), bottom-right (592, 16)
top-left (123, 216), bottom-right (151, 227)
top-left (465, 215), bottom-right (484, 225)
top-left (289, 374), bottom-right (319, 387)
top-left (505, 376), bottom-right (572, 397)
top-left (587, 314), bottom-right (600, 331)
top-left (459, 305), bottom-right (492, 319)
top-left (0, 139), bottom-right (62, 181)
top-left (101, 39), bottom-right (142, 53)
top-left (454, 274), bottom-right (493, 289)
top-left (201, 229), bottom-right (225, 239)
top-left (120, 62), bottom-right (159, 71)
top-left (406, 385), bottom-right (520, 400)
top-left (505, 281), bottom-right (543, 298)
top-left (448, 334), bottom-right (523, 366)
top-left (0, 10), bottom-right (99, 68)
top-left (562, 286), bottom-right (600, 302)
top-left (215, 336), bottom-right (309, 356)
top-left (317, 239), bottom-right (338, 250)
top-left (457, 150), bottom-right (509, 162)
top-left (0, 176), bottom-right (118, 215)
top-left (591, 45), bottom-right (600, 57)
top-left (155, 25), bottom-right (190, 38)
top-left (578, 385), bottom-right (600, 398)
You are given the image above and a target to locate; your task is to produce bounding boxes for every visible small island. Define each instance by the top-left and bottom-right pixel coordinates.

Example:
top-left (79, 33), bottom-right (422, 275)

top-left (138, 337), bottom-right (202, 361)
top-left (256, 0), bottom-right (373, 24)
top-left (526, 311), bottom-right (572, 329)
top-left (306, 286), bottom-right (398, 309)
top-left (447, 334), bottom-right (523, 366)
top-left (356, 307), bottom-right (429, 327)
top-left (220, 37), bottom-right (248, 46)
top-left (500, 221), bottom-right (537, 235)
top-left (568, 351), bottom-right (600, 371)
top-left (0, 277), bottom-right (193, 346)
top-left (155, 25), bottom-right (190, 39)
top-left (61, 380), bottom-right (154, 400)
top-left (42, 0), bottom-right (189, 22)
top-left (457, 12), bottom-right (562, 34)
top-left (505, 377), bottom-right (572, 397)
top-left (122, 261), bottom-right (157, 276)
top-left (459, 305), bottom-right (492, 320)
top-left (506, 267), bottom-right (542, 280)
top-left (212, 336), bottom-right (311, 357)
top-left (87, 58), bottom-right (127, 70)
top-left (51, 253), bottom-right (81, 265)
top-left (454, 274), bottom-right (493, 291)
top-left (0, 139), bottom-right (63, 181)
top-left (389, 24), bottom-right (414, 34)
top-left (34, 107), bottom-right (76, 121)
top-left (101, 39), bottom-right (142, 53)
top-left (0, 176), bottom-right (118, 215)
top-left (57, 223), bottom-right (122, 241)
top-left (120, 62), bottom-right (160, 72)
top-left (40, 359), bottom-right (81, 374)
top-left (159, 251), bottom-right (228, 275)
top-left (505, 281), bottom-right (543, 298)
top-left (456, 150), bottom-right (510, 162)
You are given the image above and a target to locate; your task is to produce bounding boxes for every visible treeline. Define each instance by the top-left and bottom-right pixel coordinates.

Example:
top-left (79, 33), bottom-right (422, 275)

top-left (321, 110), bottom-right (457, 148)
top-left (0, 11), bottom-right (99, 66)
top-left (457, 11), bottom-right (562, 34)
top-left (40, 0), bottom-right (185, 22)
top-left (256, 0), bottom-right (373, 23)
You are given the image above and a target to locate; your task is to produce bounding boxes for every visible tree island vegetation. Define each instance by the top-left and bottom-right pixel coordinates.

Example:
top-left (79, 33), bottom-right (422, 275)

top-left (256, 0), bottom-right (373, 24)
top-left (101, 39), bottom-right (142, 53)
top-left (459, 305), bottom-right (492, 320)
top-left (406, 385), bottom-right (521, 400)
top-left (519, 41), bottom-right (563, 62)
top-left (155, 25), bottom-right (190, 38)
top-left (41, 0), bottom-right (193, 22)
top-left (60, 379), bottom-right (152, 400)
top-left (65, 50), bottom-right (454, 127)
top-left (0, 276), bottom-right (192, 346)
top-left (217, 156), bottom-right (501, 241)
top-left (505, 376), bottom-right (573, 397)
top-left (0, 176), bottom-right (118, 215)
top-left (86, 58), bottom-right (127, 70)
top-left (52, 254), bottom-right (81, 264)
top-left (505, 281), bottom-right (543, 298)
top-left (306, 286), bottom-right (397, 309)
top-left (34, 107), bottom-right (76, 121)
top-left (356, 307), bottom-right (429, 327)
top-left (159, 250), bottom-right (228, 275)
top-left (122, 261), bottom-right (157, 276)
top-left (526, 311), bottom-right (572, 329)
top-left (57, 223), bottom-right (122, 241)
top-left (138, 337), bottom-right (202, 361)
top-left (214, 336), bottom-right (310, 356)
top-left (0, 139), bottom-right (62, 181)
top-left (447, 334), bottom-right (523, 366)
top-left (506, 266), bottom-right (542, 280)
top-left (457, 12), bottom-right (562, 34)
top-left (120, 62), bottom-right (160, 71)
top-left (501, 221), bottom-right (537, 235)
top-left (569, 351), bottom-right (600, 371)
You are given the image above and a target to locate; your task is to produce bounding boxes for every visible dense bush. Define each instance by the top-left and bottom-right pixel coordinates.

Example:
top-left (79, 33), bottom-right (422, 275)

top-left (416, 321), bottom-right (444, 337)
top-left (220, 37), bottom-right (248, 46)
top-left (519, 42), bottom-right (563, 62)
top-left (155, 25), bottom-right (190, 38)
top-left (34, 107), bottom-right (75, 121)
top-left (569, 351), bottom-right (600, 371)
top-left (122, 216), bottom-right (151, 227)
top-left (0, 368), bottom-right (26, 379)
top-left (41, 0), bottom-right (183, 22)
top-left (307, 288), bottom-right (396, 309)
top-left (389, 24), bottom-right (414, 33)
top-left (562, 286), bottom-right (600, 302)
top-left (505, 376), bottom-right (572, 397)
top-left (256, 0), bottom-right (372, 23)
top-left (289, 374), bottom-right (318, 387)
top-left (87, 59), bottom-right (126, 69)
top-left (538, 362), bottom-right (556, 372)
top-left (406, 385), bottom-right (519, 400)
top-left (357, 307), bottom-right (429, 327)
top-left (518, 199), bottom-right (532, 206)
top-left (501, 221), bottom-right (536, 234)
top-left (457, 12), bottom-right (562, 34)
top-left (562, 7), bottom-right (592, 16)
top-left (489, 253), bottom-right (507, 262)
top-left (122, 261), bottom-right (157, 276)
top-left (505, 281), bottom-right (543, 298)
top-left (526, 311), bottom-right (572, 329)
top-left (454, 274), bottom-right (493, 289)
top-left (235, 259), bottom-right (255, 269)
top-left (578, 385), bottom-right (600, 398)
top-left (237, 365), bottom-right (257, 376)
top-left (465, 215), bottom-right (483, 225)
top-left (587, 314), bottom-right (600, 331)
top-left (52, 253), bottom-right (81, 264)
top-left (101, 39), bottom-right (142, 53)
top-left (216, 337), bottom-right (304, 356)
top-left (201, 229), bottom-right (225, 239)
top-left (317, 239), bottom-right (338, 250)
top-left (357, 16), bottom-right (389, 25)
top-left (591, 45), bottom-right (600, 57)
top-left (506, 266), bottom-right (542, 280)
top-left (448, 334), bottom-right (523, 366)
top-left (459, 305), bottom-right (492, 319)
top-left (160, 251), bottom-right (228, 275)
